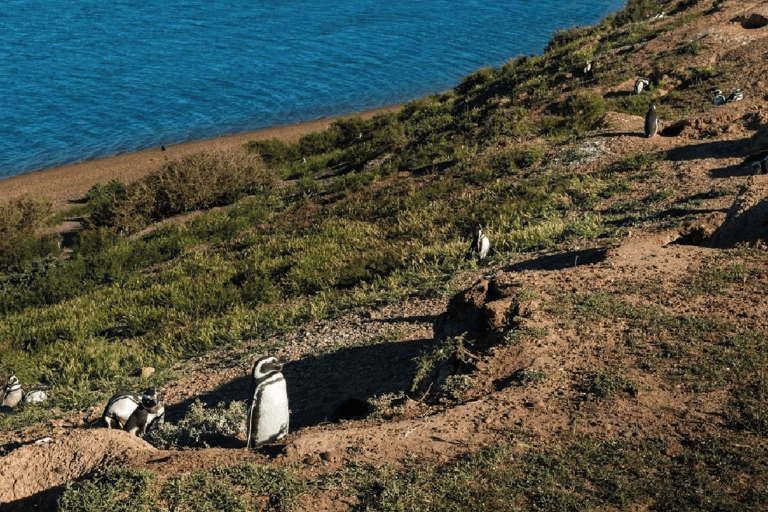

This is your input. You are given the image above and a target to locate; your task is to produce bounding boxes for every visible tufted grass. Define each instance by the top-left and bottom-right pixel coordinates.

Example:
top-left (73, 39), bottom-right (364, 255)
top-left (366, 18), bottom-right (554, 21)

top-left (57, 435), bottom-right (768, 511)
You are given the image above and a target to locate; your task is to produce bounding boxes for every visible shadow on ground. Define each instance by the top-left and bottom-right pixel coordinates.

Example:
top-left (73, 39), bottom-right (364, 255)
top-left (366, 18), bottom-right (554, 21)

top-left (507, 248), bottom-right (607, 272)
top-left (164, 336), bottom-right (433, 431)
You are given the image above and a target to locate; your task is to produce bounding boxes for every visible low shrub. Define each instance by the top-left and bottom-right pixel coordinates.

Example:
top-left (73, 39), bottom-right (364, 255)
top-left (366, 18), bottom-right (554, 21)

top-left (145, 399), bottom-right (246, 448)
top-left (86, 147), bottom-right (277, 233)
top-left (0, 195), bottom-right (58, 267)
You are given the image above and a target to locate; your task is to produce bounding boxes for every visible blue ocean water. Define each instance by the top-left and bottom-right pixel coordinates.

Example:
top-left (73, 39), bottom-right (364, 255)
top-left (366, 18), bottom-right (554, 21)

top-left (0, 0), bottom-right (625, 179)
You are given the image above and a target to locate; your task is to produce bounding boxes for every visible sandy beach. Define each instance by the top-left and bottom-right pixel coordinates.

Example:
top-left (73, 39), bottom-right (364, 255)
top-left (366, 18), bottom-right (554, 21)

top-left (1, 104), bottom-right (401, 211)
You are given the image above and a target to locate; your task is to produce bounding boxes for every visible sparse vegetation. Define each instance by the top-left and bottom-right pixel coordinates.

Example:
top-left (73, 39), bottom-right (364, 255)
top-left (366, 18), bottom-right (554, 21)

top-left (145, 399), bottom-right (247, 449)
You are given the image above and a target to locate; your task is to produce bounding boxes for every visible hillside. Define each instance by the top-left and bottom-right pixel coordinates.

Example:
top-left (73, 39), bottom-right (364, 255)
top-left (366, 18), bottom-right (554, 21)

top-left (1, 0), bottom-right (768, 509)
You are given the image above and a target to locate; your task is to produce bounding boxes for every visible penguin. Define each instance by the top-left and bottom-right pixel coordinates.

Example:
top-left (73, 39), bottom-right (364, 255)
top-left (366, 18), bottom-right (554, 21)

top-left (1, 376), bottom-right (23, 409)
top-left (124, 389), bottom-right (165, 436)
top-left (634, 78), bottom-right (649, 95)
top-left (246, 356), bottom-right (289, 448)
top-left (102, 390), bottom-right (142, 429)
top-left (751, 157), bottom-right (768, 175)
top-left (712, 89), bottom-right (726, 106)
top-left (644, 104), bottom-right (660, 138)
top-left (467, 225), bottom-right (490, 262)
top-left (725, 88), bottom-right (743, 103)
top-left (23, 383), bottom-right (49, 403)
top-left (583, 60), bottom-right (593, 80)
top-left (742, 150), bottom-right (768, 167)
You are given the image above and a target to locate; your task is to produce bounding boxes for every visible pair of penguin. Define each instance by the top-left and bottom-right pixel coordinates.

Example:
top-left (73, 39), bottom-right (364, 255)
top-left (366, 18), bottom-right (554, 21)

top-left (712, 88), bottom-right (743, 106)
top-left (102, 388), bottom-right (165, 436)
top-left (2, 375), bottom-right (48, 409)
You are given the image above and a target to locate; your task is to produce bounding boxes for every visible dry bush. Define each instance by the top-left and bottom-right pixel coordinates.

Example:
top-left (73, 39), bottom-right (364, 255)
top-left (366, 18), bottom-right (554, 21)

top-left (88, 147), bottom-right (277, 233)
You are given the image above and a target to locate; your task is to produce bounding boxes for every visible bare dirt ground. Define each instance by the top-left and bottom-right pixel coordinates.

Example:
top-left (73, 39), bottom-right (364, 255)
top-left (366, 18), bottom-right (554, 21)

top-left (3, 1), bottom-right (768, 509)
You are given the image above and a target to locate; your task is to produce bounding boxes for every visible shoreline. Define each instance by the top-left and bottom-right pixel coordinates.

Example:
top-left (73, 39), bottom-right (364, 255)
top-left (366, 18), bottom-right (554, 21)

top-left (1, 104), bottom-right (402, 211)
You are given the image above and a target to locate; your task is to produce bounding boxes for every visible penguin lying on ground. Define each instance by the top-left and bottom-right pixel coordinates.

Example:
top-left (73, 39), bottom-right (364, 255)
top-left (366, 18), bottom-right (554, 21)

top-left (246, 356), bottom-right (289, 448)
top-left (726, 88), bottom-right (743, 103)
top-left (23, 383), bottom-right (49, 403)
top-left (634, 78), bottom-right (649, 95)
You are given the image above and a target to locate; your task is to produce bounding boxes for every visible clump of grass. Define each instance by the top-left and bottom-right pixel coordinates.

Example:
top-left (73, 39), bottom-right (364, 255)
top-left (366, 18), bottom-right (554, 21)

top-left (548, 92), bottom-right (611, 136)
top-left (58, 466), bottom-right (157, 512)
top-left (505, 325), bottom-right (549, 346)
top-left (0, 195), bottom-right (58, 268)
top-left (410, 335), bottom-right (475, 398)
top-left (579, 370), bottom-right (639, 398)
top-left (87, 147), bottom-right (277, 233)
top-left (58, 462), bottom-right (307, 512)
top-left (145, 399), bottom-right (246, 448)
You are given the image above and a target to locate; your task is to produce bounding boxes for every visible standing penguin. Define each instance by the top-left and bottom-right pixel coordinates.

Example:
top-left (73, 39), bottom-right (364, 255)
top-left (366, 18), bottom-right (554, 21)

top-left (102, 390), bottom-right (143, 429)
top-left (468, 225), bottom-right (491, 262)
top-left (124, 389), bottom-right (165, 436)
top-left (583, 60), bottom-right (593, 80)
top-left (246, 356), bottom-right (289, 448)
top-left (644, 104), bottom-right (660, 138)
top-left (1, 376), bottom-right (23, 408)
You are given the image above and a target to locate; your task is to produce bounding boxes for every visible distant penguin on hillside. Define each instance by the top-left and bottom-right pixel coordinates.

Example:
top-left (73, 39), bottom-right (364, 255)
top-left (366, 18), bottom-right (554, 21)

top-left (246, 356), bottom-right (289, 448)
top-left (725, 88), bottom-right (743, 103)
top-left (1, 376), bottom-right (23, 409)
top-left (644, 104), bottom-right (660, 138)
top-left (102, 390), bottom-right (143, 429)
top-left (124, 388), bottom-right (165, 436)
top-left (468, 225), bottom-right (491, 262)
top-left (634, 78), bottom-right (649, 95)
top-left (712, 89), bottom-right (726, 106)
top-left (583, 60), bottom-right (594, 80)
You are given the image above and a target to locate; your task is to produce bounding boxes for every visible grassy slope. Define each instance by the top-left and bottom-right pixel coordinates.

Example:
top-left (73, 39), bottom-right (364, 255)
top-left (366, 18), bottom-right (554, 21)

top-left (2, 0), bottom-right (767, 509)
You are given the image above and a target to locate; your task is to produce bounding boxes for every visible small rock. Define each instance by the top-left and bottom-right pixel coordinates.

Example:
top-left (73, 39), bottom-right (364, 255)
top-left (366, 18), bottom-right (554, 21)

top-left (141, 367), bottom-right (155, 379)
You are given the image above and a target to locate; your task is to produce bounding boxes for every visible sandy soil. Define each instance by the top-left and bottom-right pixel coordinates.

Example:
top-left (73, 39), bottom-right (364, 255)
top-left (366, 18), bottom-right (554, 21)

top-left (0, 105), bottom-right (402, 211)
top-left (3, 0), bottom-right (768, 509)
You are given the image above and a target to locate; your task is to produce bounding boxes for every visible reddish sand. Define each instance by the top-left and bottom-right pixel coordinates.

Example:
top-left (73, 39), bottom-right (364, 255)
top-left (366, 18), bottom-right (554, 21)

top-left (0, 105), bottom-right (402, 211)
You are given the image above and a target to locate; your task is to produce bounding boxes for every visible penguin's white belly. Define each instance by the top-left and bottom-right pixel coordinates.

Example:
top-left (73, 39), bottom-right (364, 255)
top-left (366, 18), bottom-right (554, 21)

top-left (106, 396), bottom-right (140, 428)
top-left (252, 376), bottom-right (289, 445)
top-left (478, 235), bottom-right (490, 259)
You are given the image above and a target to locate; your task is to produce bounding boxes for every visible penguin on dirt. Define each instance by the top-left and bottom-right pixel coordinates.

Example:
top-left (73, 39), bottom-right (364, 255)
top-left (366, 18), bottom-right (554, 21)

top-left (246, 356), bottom-right (289, 448)
top-left (634, 78), bottom-right (649, 95)
top-left (124, 388), bottom-right (165, 436)
top-left (644, 104), bottom-right (660, 138)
